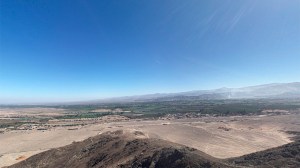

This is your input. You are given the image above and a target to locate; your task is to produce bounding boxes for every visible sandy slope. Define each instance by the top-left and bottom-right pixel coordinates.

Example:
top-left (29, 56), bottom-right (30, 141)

top-left (8, 130), bottom-right (233, 168)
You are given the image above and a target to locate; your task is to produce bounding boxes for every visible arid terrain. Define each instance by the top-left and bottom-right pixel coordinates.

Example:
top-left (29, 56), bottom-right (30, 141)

top-left (6, 130), bottom-right (300, 168)
top-left (2, 0), bottom-right (300, 165)
top-left (8, 130), bottom-right (233, 168)
top-left (1, 106), bottom-right (299, 167)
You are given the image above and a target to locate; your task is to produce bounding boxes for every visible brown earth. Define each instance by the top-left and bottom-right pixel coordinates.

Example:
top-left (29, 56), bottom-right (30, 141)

top-left (1, 114), bottom-right (298, 167)
top-left (14, 156), bottom-right (26, 161)
top-left (228, 140), bottom-right (300, 168)
top-left (8, 130), bottom-right (233, 168)
top-left (7, 130), bottom-right (300, 168)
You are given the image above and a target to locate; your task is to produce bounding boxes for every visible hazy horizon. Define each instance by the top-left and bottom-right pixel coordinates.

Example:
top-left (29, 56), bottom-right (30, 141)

top-left (1, 1), bottom-right (300, 103)
top-left (0, 81), bottom-right (299, 104)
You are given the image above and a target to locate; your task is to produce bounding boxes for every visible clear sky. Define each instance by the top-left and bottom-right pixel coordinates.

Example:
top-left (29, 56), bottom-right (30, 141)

top-left (0, 0), bottom-right (300, 103)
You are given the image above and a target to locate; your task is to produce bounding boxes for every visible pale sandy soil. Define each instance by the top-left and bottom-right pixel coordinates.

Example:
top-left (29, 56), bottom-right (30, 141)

top-left (0, 108), bottom-right (67, 118)
top-left (0, 114), bottom-right (299, 167)
top-left (0, 150), bottom-right (45, 167)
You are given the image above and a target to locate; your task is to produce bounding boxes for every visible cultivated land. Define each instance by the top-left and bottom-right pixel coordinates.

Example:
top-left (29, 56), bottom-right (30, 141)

top-left (0, 99), bottom-right (300, 167)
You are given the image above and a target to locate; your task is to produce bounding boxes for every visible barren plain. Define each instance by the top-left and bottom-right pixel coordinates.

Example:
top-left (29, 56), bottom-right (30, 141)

top-left (1, 107), bottom-right (299, 167)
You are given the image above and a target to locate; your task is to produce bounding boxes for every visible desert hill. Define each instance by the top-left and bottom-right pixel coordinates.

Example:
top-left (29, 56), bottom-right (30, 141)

top-left (7, 130), bottom-right (300, 168)
top-left (8, 130), bottom-right (232, 168)
top-left (228, 140), bottom-right (300, 168)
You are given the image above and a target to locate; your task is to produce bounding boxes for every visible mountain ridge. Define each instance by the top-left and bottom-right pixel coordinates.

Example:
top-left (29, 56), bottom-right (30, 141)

top-left (3, 82), bottom-right (299, 105)
top-left (84, 82), bottom-right (300, 104)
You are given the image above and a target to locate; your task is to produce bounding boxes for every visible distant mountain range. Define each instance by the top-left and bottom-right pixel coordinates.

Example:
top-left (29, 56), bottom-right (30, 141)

top-left (90, 82), bottom-right (300, 103)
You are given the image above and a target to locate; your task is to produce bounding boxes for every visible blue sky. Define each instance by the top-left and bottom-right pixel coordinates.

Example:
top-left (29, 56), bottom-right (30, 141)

top-left (0, 0), bottom-right (300, 103)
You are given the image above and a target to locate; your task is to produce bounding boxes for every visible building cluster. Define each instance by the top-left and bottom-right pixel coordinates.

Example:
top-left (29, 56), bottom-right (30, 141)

top-left (160, 112), bottom-right (217, 120)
